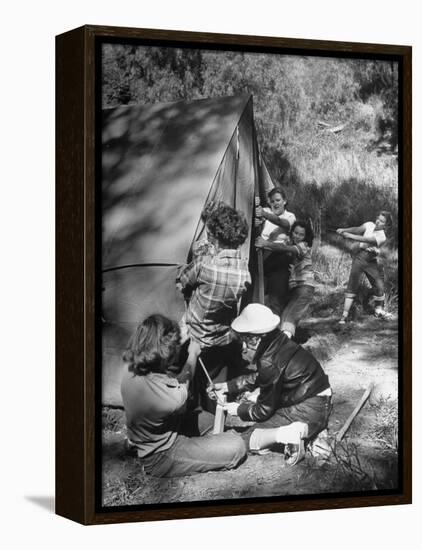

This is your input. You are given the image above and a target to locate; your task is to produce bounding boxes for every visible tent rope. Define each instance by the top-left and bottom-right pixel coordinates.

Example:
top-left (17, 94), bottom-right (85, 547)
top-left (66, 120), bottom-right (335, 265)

top-left (102, 262), bottom-right (180, 274)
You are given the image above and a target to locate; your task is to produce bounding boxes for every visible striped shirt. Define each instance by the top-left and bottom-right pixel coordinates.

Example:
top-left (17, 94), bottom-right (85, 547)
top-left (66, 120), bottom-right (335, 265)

top-left (177, 249), bottom-right (251, 348)
top-left (289, 242), bottom-right (315, 288)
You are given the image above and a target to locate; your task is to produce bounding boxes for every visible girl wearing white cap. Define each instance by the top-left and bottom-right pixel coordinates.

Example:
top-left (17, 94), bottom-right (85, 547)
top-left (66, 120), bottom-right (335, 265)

top-left (213, 303), bottom-right (332, 464)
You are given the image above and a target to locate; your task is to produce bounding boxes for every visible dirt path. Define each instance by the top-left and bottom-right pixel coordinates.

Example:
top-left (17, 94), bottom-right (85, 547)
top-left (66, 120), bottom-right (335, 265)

top-left (102, 316), bottom-right (399, 507)
top-left (303, 315), bottom-right (398, 424)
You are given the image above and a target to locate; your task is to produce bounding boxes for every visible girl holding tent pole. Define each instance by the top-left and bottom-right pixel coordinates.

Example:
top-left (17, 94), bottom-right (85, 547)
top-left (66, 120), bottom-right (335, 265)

top-left (176, 202), bottom-right (251, 413)
top-left (254, 187), bottom-right (296, 316)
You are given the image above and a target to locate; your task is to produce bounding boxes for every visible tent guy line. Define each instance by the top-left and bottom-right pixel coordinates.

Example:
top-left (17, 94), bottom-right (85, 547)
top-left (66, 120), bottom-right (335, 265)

top-left (102, 262), bottom-right (180, 274)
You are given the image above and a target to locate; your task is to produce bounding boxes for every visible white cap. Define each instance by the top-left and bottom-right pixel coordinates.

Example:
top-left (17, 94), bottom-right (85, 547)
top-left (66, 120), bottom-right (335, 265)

top-left (231, 303), bottom-right (280, 335)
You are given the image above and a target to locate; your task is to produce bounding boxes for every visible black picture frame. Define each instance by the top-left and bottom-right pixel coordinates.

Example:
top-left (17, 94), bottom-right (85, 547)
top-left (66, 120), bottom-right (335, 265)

top-left (56, 24), bottom-right (412, 525)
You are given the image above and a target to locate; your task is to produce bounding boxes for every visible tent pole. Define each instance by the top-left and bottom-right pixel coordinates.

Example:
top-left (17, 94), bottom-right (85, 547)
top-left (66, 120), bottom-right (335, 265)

top-left (250, 99), bottom-right (265, 305)
top-left (233, 126), bottom-right (240, 209)
top-left (257, 250), bottom-right (265, 304)
top-left (255, 195), bottom-right (265, 304)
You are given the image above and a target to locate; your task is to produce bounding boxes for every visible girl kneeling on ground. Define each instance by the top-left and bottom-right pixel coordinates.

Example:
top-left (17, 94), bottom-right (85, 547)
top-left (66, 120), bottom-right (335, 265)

top-left (212, 304), bottom-right (332, 465)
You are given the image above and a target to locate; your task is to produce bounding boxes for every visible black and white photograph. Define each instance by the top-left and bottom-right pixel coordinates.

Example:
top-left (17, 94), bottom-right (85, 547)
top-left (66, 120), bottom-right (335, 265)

top-left (100, 40), bottom-right (402, 508)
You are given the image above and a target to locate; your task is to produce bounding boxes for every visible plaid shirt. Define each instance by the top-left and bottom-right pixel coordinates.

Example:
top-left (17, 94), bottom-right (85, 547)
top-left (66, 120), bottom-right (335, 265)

top-left (177, 249), bottom-right (251, 348)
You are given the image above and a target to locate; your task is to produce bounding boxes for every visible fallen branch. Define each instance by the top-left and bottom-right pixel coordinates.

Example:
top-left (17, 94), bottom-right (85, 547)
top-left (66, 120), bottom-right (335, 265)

top-left (336, 384), bottom-right (374, 442)
top-left (324, 123), bottom-right (347, 134)
top-left (317, 120), bottom-right (348, 134)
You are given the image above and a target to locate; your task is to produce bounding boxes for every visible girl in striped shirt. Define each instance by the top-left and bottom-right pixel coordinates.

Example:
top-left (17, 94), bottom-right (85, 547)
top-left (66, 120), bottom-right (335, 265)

top-left (256, 220), bottom-right (315, 338)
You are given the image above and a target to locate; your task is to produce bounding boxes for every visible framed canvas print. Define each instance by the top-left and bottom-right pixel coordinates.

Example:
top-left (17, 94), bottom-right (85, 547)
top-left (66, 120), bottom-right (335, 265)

top-left (56, 25), bottom-right (411, 525)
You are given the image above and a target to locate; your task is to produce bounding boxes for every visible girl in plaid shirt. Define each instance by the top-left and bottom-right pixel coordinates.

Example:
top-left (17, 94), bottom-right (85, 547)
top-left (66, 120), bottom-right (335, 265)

top-left (176, 203), bottom-right (251, 411)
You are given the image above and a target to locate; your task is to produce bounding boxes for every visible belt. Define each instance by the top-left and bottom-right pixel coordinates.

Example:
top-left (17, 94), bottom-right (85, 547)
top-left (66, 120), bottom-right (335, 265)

top-left (125, 438), bottom-right (148, 459)
top-left (317, 387), bottom-right (332, 398)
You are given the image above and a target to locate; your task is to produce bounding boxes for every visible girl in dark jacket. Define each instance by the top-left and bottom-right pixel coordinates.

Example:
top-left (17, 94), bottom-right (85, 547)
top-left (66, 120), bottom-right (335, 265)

top-left (213, 303), bottom-right (332, 464)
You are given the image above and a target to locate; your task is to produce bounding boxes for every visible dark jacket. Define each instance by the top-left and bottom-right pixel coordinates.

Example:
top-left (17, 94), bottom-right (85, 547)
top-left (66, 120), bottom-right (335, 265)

top-left (227, 330), bottom-right (330, 422)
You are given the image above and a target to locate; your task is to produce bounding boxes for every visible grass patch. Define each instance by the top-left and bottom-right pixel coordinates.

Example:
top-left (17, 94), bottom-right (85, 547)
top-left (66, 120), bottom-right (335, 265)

top-left (313, 243), bottom-right (352, 287)
top-left (103, 407), bottom-right (125, 433)
top-left (368, 396), bottom-right (398, 451)
top-left (301, 436), bottom-right (398, 493)
top-left (302, 440), bottom-right (377, 492)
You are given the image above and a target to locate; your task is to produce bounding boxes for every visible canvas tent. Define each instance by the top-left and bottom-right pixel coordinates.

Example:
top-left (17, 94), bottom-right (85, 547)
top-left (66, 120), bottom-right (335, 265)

top-left (102, 94), bottom-right (274, 406)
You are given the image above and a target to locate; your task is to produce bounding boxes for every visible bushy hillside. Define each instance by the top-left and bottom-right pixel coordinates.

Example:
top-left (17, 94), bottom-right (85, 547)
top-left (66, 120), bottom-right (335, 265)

top-left (102, 45), bottom-right (398, 242)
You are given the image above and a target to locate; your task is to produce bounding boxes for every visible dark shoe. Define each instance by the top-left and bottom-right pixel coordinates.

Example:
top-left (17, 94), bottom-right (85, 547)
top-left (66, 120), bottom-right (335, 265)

top-left (374, 309), bottom-right (393, 320)
top-left (284, 439), bottom-right (306, 466)
top-left (278, 422), bottom-right (308, 466)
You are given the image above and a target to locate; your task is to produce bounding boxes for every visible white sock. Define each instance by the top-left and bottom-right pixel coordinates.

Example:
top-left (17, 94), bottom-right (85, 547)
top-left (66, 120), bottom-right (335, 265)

top-left (275, 422), bottom-right (308, 444)
top-left (249, 429), bottom-right (262, 451)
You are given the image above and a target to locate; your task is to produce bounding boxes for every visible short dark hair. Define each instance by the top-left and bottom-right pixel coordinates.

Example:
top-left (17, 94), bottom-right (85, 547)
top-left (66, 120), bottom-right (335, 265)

top-left (268, 187), bottom-right (287, 201)
top-left (291, 220), bottom-right (314, 247)
top-left (206, 203), bottom-right (249, 249)
top-left (123, 314), bottom-right (181, 376)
